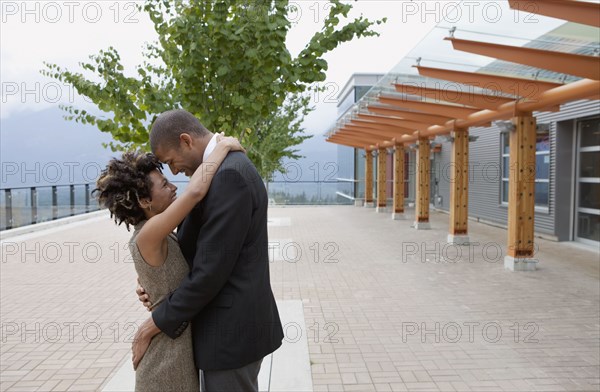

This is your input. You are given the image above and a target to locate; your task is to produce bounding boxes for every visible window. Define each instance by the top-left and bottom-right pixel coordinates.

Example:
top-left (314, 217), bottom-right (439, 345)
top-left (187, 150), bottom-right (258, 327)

top-left (575, 117), bottom-right (600, 244)
top-left (501, 129), bottom-right (550, 208)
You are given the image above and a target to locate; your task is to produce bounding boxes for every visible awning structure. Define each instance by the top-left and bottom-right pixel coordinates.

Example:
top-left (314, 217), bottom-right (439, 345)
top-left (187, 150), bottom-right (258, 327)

top-left (325, 0), bottom-right (600, 271)
top-left (327, 0), bottom-right (599, 147)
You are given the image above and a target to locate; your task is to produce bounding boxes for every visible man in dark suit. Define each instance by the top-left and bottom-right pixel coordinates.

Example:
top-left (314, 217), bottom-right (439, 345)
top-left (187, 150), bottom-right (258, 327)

top-left (133, 109), bottom-right (283, 391)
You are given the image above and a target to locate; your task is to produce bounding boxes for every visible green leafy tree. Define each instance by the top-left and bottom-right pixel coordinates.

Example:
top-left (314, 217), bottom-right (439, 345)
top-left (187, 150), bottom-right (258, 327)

top-left (43, 0), bottom-right (386, 179)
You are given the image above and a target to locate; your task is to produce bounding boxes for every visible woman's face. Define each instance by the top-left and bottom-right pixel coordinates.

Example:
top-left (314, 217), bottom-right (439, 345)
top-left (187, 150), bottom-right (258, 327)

top-left (147, 170), bottom-right (178, 215)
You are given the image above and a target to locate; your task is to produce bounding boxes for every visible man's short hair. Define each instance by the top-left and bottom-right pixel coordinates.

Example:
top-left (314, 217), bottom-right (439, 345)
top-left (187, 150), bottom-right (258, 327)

top-left (150, 109), bottom-right (210, 152)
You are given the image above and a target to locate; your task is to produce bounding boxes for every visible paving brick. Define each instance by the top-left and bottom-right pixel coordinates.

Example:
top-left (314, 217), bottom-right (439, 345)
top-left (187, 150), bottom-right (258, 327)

top-left (2, 207), bottom-right (599, 391)
top-left (50, 379), bottom-right (75, 391)
top-left (36, 379), bottom-right (60, 391)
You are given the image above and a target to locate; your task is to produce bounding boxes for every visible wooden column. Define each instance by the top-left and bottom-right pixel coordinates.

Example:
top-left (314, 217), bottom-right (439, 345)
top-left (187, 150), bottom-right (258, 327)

top-left (392, 144), bottom-right (405, 220)
top-left (365, 149), bottom-right (375, 208)
top-left (448, 128), bottom-right (470, 244)
top-left (414, 137), bottom-right (431, 229)
top-left (376, 147), bottom-right (387, 212)
top-left (505, 114), bottom-right (537, 271)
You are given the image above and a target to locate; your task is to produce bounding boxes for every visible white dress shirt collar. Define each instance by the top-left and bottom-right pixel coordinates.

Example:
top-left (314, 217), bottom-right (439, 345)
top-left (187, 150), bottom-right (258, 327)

top-left (202, 133), bottom-right (219, 163)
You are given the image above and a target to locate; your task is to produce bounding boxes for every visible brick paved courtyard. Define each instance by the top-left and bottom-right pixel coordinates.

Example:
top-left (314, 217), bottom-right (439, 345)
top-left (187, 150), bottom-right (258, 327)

top-left (1, 206), bottom-right (599, 391)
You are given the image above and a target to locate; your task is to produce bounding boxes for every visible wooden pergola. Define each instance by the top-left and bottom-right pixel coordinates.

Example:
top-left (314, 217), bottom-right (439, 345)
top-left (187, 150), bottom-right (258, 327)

top-left (325, 0), bottom-right (600, 271)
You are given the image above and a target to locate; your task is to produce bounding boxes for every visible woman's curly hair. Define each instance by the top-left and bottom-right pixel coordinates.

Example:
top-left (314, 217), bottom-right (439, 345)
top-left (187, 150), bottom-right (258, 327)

top-left (94, 151), bottom-right (163, 230)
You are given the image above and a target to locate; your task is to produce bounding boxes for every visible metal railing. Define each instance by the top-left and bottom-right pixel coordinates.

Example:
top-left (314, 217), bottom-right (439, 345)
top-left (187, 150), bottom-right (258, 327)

top-left (174, 180), bottom-right (356, 206)
top-left (265, 180), bottom-right (355, 205)
top-left (1, 183), bottom-right (99, 231)
top-left (0, 180), bottom-right (358, 231)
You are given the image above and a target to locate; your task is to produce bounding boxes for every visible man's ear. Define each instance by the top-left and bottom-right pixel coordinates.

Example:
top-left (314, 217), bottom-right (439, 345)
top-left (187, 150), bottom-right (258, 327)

top-left (179, 133), bottom-right (193, 150)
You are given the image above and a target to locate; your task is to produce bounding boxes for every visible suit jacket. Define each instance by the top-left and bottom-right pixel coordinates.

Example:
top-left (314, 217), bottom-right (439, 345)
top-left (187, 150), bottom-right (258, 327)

top-left (152, 151), bottom-right (284, 370)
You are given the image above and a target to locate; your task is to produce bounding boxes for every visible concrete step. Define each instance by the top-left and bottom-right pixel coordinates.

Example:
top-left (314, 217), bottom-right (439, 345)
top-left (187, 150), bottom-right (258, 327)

top-left (101, 300), bottom-right (312, 392)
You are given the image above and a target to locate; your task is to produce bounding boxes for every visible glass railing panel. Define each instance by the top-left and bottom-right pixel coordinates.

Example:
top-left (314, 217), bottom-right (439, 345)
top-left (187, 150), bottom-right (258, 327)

top-left (266, 181), bottom-right (353, 205)
top-left (0, 183), bottom-right (101, 231)
top-left (35, 187), bottom-right (54, 224)
top-left (0, 191), bottom-right (8, 230)
top-left (8, 188), bottom-right (32, 228)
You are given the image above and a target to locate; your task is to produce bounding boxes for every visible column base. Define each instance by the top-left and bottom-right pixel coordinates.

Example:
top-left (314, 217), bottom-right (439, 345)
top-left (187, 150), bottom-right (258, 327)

top-left (354, 198), bottom-right (364, 207)
top-left (447, 234), bottom-right (470, 245)
top-left (376, 206), bottom-right (388, 213)
top-left (392, 212), bottom-right (405, 220)
top-left (364, 202), bottom-right (375, 208)
top-left (504, 256), bottom-right (538, 271)
top-left (413, 221), bottom-right (431, 230)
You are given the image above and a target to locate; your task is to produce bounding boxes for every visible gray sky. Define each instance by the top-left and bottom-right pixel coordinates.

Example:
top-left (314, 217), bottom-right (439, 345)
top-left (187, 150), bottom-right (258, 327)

top-left (1, 1), bottom-right (438, 134)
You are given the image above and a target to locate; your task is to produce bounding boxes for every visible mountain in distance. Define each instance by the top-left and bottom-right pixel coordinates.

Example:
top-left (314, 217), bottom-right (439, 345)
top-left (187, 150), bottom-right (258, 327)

top-left (1, 107), bottom-right (340, 190)
top-left (272, 133), bottom-right (339, 183)
top-left (0, 107), bottom-right (116, 189)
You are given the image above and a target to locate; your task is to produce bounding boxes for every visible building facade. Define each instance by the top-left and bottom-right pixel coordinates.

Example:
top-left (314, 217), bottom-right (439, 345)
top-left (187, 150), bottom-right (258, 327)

top-left (432, 101), bottom-right (599, 245)
top-left (329, 5), bottom-right (600, 249)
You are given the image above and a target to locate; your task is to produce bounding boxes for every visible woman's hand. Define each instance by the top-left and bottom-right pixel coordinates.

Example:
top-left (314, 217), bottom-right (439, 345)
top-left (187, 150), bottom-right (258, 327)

top-left (216, 133), bottom-right (245, 153)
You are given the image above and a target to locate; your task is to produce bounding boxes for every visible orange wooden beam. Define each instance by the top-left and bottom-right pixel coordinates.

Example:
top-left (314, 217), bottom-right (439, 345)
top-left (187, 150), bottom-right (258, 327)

top-left (355, 119), bottom-right (416, 134)
top-left (416, 66), bottom-right (563, 99)
top-left (344, 126), bottom-right (414, 141)
top-left (353, 117), bottom-right (431, 133)
top-left (331, 133), bottom-right (381, 144)
top-left (509, 0), bottom-right (600, 28)
top-left (343, 126), bottom-right (403, 139)
top-left (394, 82), bottom-right (515, 110)
top-left (343, 131), bottom-right (409, 145)
top-left (446, 37), bottom-right (600, 81)
top-left (343, 126), bottom-right (415, 141)
top-left (378, 95), bottom-right (480, 119)
top-left (362, 107), bottom-right (453, 125)
top-left (326, 138), bottom-right (367, 149)
top-left (347, 121), bottom-right (407, 133)
top-left (332, 132), bottom-right (392, 146)
top-left (336, 78), bottom-right (600, 144)
top-left (328, 138), bottom-right (376, 150)
top-left (349, 120), bottom-right (415, 134)
top-left (424, 78), bottom-right (600, 135)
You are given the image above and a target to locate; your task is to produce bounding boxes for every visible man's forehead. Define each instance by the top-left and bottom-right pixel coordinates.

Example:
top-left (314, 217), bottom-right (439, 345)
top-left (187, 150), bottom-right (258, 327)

top-left (154, 145), bottom-right (174, 162)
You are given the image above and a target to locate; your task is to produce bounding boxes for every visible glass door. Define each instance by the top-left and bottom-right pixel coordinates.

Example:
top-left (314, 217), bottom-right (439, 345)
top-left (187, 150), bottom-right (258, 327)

top-left (575, 117), bottom-right (600, 246)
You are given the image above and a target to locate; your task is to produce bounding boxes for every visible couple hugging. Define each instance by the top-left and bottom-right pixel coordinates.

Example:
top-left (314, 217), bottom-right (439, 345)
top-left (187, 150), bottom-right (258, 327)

top-left (95, 109), bottom-right (284, 392)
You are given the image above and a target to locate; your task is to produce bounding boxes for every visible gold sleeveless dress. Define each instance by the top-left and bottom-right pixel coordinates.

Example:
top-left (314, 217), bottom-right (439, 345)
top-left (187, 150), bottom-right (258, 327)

top-left (129, 221), bottom-right (199, 392)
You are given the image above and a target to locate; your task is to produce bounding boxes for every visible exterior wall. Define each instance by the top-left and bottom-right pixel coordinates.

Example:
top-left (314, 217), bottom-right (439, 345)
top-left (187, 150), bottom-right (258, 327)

top-left (337, 87), bottom-right (357, 117)
top-left (336, 80), bottom-right (384, 200)
top-left (431, 99), bottom-right (600, 239)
